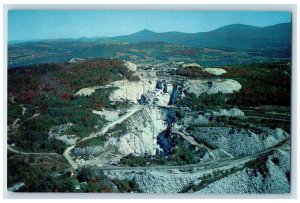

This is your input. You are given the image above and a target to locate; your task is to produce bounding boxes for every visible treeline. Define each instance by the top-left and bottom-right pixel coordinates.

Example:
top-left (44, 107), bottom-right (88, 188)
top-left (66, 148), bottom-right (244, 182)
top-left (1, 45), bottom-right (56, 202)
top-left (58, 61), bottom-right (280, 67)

top-left (176, 66), bottom-right (214, 78)
top-left (8, 59), bottom-right (138, 105)
top-left (8, 153), bottom-right (142, 192)
top-left (177, 93), bottom-right (228, 111)
top-left (176, 61), bottom-right (291, 110)
top-left (223, 61), bottom-right (291, 107)
top-left (8, 59), bottom-right (134, 153)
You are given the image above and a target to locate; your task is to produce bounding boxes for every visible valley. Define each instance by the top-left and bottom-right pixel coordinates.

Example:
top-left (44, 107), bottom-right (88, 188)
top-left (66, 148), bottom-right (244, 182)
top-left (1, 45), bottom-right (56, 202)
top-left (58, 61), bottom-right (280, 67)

top-left (8, 23), bottom-right (291, 68)
top-left (7, 58), bottom-right (291, 193)
top-left (6, 14), bottom-right (292, 193)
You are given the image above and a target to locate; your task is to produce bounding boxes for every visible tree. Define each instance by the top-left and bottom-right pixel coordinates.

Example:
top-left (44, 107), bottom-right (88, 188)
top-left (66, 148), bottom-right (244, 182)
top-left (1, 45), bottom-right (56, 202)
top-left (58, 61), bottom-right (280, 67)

top-left (77, 167), bottom-right (94, 182)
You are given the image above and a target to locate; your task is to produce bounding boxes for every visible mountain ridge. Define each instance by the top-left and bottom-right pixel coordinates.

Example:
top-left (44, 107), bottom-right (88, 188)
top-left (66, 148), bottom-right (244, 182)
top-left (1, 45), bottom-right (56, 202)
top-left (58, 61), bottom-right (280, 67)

top-left (9, 23), bottom-right (291, 45)
top-left (8, 23), bottom-right (291, 67)
top-left (112, 23), bottom-right (291, 50)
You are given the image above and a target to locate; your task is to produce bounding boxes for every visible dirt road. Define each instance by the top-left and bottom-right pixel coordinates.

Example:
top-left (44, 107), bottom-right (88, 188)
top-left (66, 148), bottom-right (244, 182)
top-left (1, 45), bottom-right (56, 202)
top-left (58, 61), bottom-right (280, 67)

top-left (63, 105), bottom-right (143, 169)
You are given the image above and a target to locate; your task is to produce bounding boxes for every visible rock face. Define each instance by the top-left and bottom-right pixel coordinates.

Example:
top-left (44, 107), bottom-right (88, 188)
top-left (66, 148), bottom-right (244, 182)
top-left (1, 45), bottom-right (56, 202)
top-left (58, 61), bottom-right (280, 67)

top-left (103, 162), bottom-right (247, 193)
top-left (106, 80), bottom-right (155, 103)
top-left (204, 68), bottom-right (227, 76)
top-left (103, 147), bottom-right (290, 194)
top-left (168, 83), bottom-right (183, 105)
top-left (181, 63), bottom-right (202, 68)
top-left (101, 79), bottom-right (175, 106)
top-left (69, 58), bottom-right (85, 63)
top-left (109, 106), bottom-right (169, 156)
top-left (192, 127), bottom-right (289, 157)
top-left (212, 108), bottom-right (245, 117)
top-left (74, 61), bottom-right (137, 98)
top-left (75, 87), bottom-right (96, 97)
top-left (104, 106), bottom-right (175, 157)
top-left (157, 129), bottom-right (175, 156)
top-left (196, 169), bottom-right (265, 194)
top-left (124, 61), bottom-right (137, 72)
top-left (196, 150), bottom-right (290, 194)
top-left (180, 114), bottom-right (209, 127)
top-left (262, 149), bottom-right (291, 193)
top-left (187, 79), bottom-right (242, 96)
top-left (104, 169), bottom-right (196, 193)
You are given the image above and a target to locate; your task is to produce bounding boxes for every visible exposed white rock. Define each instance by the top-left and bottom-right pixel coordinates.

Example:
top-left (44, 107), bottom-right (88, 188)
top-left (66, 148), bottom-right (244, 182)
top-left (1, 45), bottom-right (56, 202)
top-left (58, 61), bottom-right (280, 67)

top-left (180, 114), bottom-right (209, 127)
top-left (204, 68), bottom-right (227, 76)
top-left (75, 87), bottom-right (96, 97)
top-left (74, 61), bottom-right (139, 98)
top-left (69, 58), bottom-right (85, 63)
top-left (132, 71), bottom-right (141, 78)
top-left (104, 163), bottom-right (248, 193)
top-left (263, 158), bottom-right (290, 193)
top-left (212, 108), bottom-right (245, 117)
top-left (196, 150), bottom-right (290, 194)
top-left (196, 168), bottom-right (265, 194)
top-left (124, 61), bottom-right (137, 72)
top-left (105, 80), bottom-right (154, 103)
top-left (77, 106), bottom-right (170, 167)
top-left (101, 79), bottom-right (174, 106)
top-left (274, 128), bottom-right (289, 140)
top-left (181, 63), bottom-right (202, 68)
top-left (270, 149), bottom-right (290, 173)
top-left (112, 106), bottom-right (168, 156)
top-left (148, 89), bottom-right (171, 106)
top-left (48, 123), bottom-right (79, 145)
top-left (187, 79), bottom-right (242, 96)
top-left (92, 109), bottom-right (119, 122)
top-left (138, 69), bottom-right (158, 79)
top-left (193, 127), bottom-right (289, 157)
top-left (105, 169), bottom-right (193, 193)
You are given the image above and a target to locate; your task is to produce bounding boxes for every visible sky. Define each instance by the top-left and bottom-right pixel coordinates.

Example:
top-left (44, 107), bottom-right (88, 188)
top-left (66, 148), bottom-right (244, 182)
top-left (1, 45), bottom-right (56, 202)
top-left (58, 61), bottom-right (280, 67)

top-left (8, 10), bottom-right (291, 41)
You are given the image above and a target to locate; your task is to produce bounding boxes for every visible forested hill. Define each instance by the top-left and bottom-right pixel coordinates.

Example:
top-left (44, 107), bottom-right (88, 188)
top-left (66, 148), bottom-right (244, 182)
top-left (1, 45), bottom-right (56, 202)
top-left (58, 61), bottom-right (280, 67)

top-left (8, 23), bottom-right (291, 68)
top-left (112, 23), bottom-right (291, 50)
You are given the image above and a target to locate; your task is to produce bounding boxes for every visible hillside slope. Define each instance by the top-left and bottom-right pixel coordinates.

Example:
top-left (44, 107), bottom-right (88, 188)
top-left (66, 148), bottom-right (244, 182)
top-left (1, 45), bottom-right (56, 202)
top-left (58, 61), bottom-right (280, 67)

top-left (112, 23), bottom-right (291, 50)
top-left (8, 23), bottom-right (291, 68)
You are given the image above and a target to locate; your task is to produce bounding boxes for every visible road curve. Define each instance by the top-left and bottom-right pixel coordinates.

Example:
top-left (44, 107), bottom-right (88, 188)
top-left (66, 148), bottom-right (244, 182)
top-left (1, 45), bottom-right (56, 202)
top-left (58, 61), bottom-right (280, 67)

top-left (7, 145), bottom-right (58, 156)
top-left (81, 106), bottom-right (142, 142)
top-left (63, 106), bottom-right (143, 170)
top-left (96, 137), bottom-right (290, 171)
top-left (63, 145), bottom-right (78, 169)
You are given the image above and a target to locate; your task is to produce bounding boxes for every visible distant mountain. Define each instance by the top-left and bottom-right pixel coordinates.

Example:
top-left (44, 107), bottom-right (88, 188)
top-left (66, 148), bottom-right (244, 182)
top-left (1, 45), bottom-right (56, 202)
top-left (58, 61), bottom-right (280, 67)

top-left (112, 23), bottom-right (291, 50)
top-left (8, 23), bottom-right (291, 68)
top-left (9, 23), bottom-right (291, 50)
top-left (8, 36), bottom-right (110, 45)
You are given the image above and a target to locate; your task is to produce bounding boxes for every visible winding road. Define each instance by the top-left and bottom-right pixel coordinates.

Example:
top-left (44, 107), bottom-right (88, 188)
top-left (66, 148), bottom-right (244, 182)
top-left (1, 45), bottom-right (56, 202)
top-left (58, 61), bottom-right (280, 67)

top-left (62, 105), bottom-right (290, 172)
top-left (7, 145), bottom-right (59, 156)
top-left (7, 104), bottom-right (143, 170)
top-left (8, 103), bottom-right (290, 174)
top-left (62, 105), bottom-right (143, 169)
top-left (96, 137), bottom-right (290, 171)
